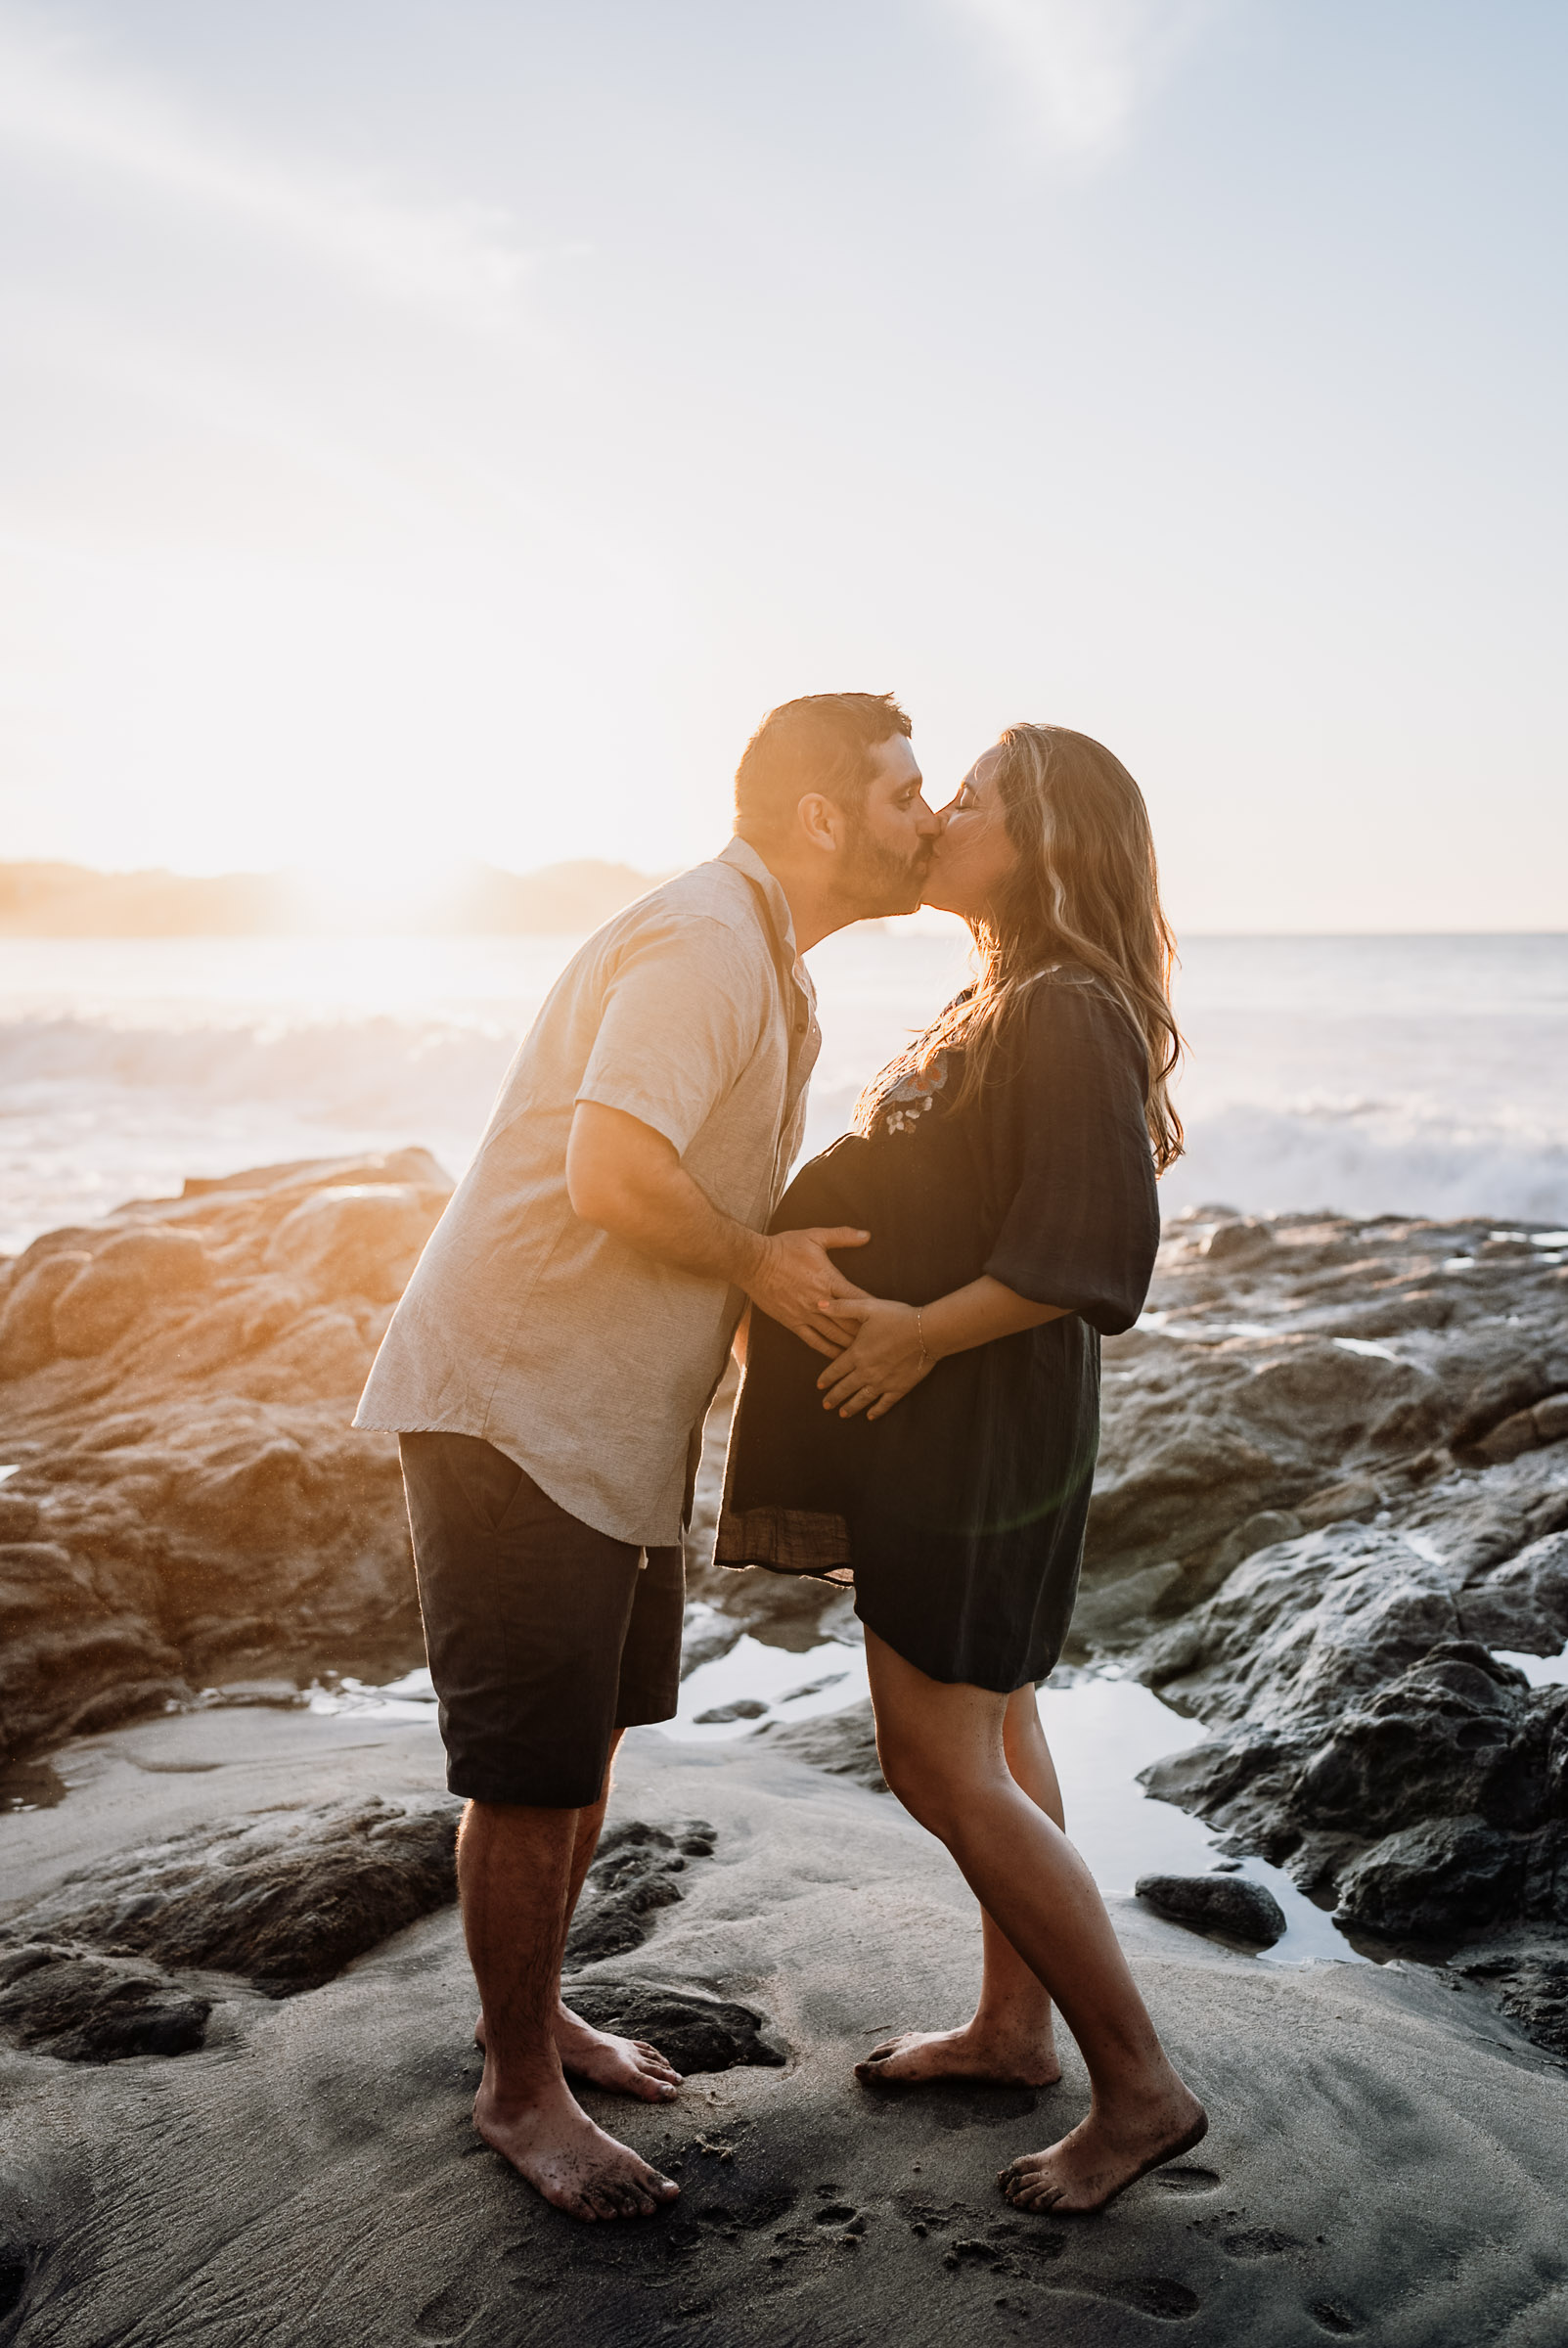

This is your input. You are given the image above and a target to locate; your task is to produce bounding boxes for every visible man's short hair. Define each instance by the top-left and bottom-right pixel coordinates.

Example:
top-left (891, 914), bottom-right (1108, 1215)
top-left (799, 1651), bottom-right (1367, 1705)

top-left (734, 692), bottom-right (913, 839)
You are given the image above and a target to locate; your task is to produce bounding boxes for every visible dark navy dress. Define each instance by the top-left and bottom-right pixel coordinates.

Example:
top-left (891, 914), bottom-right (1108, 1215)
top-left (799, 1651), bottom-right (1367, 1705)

top-left (715, 968), bottom-right (1160, 1693)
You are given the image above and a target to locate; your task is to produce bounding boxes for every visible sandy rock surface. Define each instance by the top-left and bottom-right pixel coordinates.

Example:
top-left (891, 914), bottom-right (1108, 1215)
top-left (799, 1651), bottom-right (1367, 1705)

top-left (1, 1709), bottom-right (1564, 2348)
top-left (0, 1149), bottom-right (452, 1755)
top-left (5, 1176), bottom-right (1568, 2054)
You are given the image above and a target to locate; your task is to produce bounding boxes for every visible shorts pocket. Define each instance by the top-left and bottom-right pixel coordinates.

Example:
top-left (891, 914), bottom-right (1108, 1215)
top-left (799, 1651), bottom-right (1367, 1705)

top-left (449, 1435), bottom-right (527, 1535)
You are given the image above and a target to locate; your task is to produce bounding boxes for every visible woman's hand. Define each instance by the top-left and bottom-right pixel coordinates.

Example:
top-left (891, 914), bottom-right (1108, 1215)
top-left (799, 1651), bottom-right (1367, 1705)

top-left (815, 1297), bottom-right (932, 1421)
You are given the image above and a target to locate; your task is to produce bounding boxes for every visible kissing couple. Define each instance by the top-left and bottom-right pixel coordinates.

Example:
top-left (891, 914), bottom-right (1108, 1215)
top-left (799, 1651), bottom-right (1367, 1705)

top-left (355, 691), bottom-right (1206, 2223)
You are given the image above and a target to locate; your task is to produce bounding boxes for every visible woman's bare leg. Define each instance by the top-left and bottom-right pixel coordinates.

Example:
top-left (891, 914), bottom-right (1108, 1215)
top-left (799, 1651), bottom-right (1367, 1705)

top-left (856, 1685), bottom-right (1063, 2087)
top-left (862, 1630), bottom-right (1205, 2213)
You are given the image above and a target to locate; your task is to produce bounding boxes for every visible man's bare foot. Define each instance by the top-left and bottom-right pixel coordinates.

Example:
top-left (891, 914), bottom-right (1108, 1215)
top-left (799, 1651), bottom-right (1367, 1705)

top-left (556, 2007), bottom-right (683, 2100)
top-left (475, 2008), bottom-right (682, 2101)
top-left (1000, 2083), bottom-right (1207, 2215)
top-left (474, 2068), bottom-right (680, 2220)
top-left (856, 2022), bottom-right (1062, 2090)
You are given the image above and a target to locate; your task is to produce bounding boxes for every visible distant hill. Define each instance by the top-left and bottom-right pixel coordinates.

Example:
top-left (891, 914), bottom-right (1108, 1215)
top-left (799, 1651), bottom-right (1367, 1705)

top-left (0, 859), bottom-right (665, 937)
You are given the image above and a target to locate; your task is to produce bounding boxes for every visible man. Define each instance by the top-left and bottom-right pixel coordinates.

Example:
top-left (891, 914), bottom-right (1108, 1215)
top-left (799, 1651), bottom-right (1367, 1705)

top-left (355, 692), bottom-right (939, 2221)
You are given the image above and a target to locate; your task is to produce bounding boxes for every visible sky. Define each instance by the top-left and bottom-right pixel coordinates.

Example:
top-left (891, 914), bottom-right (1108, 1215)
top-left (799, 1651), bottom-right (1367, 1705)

top-left (0, 0), bottom-right (1563, 929)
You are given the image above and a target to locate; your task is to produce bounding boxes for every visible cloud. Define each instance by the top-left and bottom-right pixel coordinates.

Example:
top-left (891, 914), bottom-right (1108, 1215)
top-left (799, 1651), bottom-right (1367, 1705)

top-left (0, 8), bottom-right (534, 336)
top-left (943, 0), bottom-right (1230, 153)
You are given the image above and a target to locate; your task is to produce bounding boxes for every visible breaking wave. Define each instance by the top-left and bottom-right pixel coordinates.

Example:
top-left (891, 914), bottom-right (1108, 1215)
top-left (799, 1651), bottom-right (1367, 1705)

top-left (1, 928), bottom-right (1565, 1250)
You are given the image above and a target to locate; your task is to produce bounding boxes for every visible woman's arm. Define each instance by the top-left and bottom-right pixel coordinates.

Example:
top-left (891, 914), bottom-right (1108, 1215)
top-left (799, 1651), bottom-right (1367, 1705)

top-left (814, 1278), bottom-right (1067, 1421)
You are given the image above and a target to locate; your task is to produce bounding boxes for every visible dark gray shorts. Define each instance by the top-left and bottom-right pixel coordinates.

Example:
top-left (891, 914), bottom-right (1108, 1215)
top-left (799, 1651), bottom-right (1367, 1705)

top-left (398, 1431), bottom-right (685, 1809)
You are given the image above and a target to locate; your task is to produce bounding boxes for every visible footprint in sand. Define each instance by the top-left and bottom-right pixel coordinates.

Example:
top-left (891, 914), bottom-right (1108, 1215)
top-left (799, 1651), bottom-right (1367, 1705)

top-left (1150, 2164), bottom-right (1223, 2194)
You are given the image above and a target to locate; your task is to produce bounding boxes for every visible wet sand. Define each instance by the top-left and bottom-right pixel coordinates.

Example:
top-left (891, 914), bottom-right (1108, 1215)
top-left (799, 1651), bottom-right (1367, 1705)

top-left (2, 1703), bottom-right (1564, 2348)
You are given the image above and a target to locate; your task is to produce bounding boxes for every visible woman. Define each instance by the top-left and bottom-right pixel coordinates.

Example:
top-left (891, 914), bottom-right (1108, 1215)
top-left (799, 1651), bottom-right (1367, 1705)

top-left (717, 722), bottom-right (1205, 2214)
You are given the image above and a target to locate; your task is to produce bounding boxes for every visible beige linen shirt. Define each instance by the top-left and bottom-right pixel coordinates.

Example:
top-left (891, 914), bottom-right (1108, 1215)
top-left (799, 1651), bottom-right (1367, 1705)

top-left (353, 837), bottom-right (820, 1546)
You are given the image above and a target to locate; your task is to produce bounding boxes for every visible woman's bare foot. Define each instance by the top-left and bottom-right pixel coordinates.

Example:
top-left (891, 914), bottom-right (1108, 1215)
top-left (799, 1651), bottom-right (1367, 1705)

top-left (856, 2021), bottom-right (1061, 2089)
top-left (1000, 2084), bottom-right (1207, 2215)
top-left (475, 2007), bottom-right (682, 2101)
top-left (474, 2068), bottom-right (680, 2221)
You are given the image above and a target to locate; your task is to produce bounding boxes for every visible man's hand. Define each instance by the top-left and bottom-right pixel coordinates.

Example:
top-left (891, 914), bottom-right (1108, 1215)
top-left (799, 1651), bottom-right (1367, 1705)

top-left (566, 1103), bottom-right (870, 1356)
top-left (740, 1228), bottom-right (871, 1358)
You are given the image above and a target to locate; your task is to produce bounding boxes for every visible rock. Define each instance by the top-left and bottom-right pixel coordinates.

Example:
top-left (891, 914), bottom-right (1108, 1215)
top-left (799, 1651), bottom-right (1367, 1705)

top-left (758, 1699), bottom-right (887, 1790)
top-left (564, 1818), bottom-right (718, 1966)
top-left (694, 1697), bottom-right (769, 1723)
top-left (1536, 1394), bottom-right (1568, 1444)
top-left (1457, 1530), bottom-right (1568, 1653)
top-left (1201, 1218), bottom-right (1276, 1264)
top-left (561, 1977), bottom-right (786, 2072)
top-left (1207, 1511), bottom-right (1305, 1582)
top-left (0, 1252), bottom-right (89, 1377)
top-left (0, 1495), bottom-right (41, 1541)
top-left (1449, 1945), bottom-right (1568, 2057)
top-left (52, 1230), bottom-right (213, 1358)
top-left (1068, 1560), bottom-right (1186, 1647)
top-left (264, 1185), bottom-right (446, 1303)
top-left (0, 1151), bottom-right (450, 1759)
top-left (0, 1942), bottom-right (210, 2062)
top-left (1134, 1874), bottom-right (1287, 1947)
top-left (1295, 1478), bottom-right (1383, 1531)
top-left (1285, 1646), bottom-right (1544, 1838)
top-left (14, 1795), bottom-right (462, 1996)
top-left (1332, 1817), bottom-right (1534, 1941)
top-left (1478, 1408), bottom-right (1547, 1466)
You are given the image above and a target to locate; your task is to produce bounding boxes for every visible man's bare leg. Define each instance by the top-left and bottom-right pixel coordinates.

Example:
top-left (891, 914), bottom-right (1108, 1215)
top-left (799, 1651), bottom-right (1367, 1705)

top-left (863, 1633), bottom-right (1205, 2214)
top-left (462, 1798), bottom-right (679, 2219)
top-left (474, 1737), bottom-right (681, 2100)
top-left (857, 1685), bottom-right (1062, 2088)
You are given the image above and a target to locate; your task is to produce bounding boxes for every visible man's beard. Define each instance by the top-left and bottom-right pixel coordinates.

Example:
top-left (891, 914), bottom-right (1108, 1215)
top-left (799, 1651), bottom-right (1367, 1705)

top-left (837, 815), bottom-right (933, 918)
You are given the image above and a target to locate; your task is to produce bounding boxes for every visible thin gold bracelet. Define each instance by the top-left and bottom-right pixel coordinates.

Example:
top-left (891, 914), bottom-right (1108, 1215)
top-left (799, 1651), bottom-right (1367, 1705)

top-left (915, 1305), bottom-right (929, 1369)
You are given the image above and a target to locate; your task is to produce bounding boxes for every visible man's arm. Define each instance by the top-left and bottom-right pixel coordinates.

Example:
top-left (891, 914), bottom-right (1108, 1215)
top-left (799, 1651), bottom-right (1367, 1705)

top-left (566, 1101), bottom-right (869, 1358)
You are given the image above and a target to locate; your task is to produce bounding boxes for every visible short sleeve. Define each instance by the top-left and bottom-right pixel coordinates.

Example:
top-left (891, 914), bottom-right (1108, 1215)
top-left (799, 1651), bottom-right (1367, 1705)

top-left (982, 977), bottom-right (1160, 1335)
top-left (576, 913), bottom-right (770, 1155)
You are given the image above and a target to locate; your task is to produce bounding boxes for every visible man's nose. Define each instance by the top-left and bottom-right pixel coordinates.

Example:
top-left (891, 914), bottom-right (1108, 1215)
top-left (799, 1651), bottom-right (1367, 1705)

top-left (918, 799), bottom-right (943, 834)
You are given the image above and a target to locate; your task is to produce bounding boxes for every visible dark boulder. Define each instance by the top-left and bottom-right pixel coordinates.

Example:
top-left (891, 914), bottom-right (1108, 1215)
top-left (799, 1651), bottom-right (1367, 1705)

top-left (1134, 1874), bottom-right (1287, 1948)
top-left (564, 1818), bottom-right (717, 1965)
top-left (1332, 1817), bottom-right (1538, 1942)
top-left (13, 1796), bottom-right (462, 1996)
top-left (561, 1977), bottom-right (785, 2073)
top-left (757, 1699), bottom-right (888, 1791)
top-left (0, 1942), bottom-right (209, 2061)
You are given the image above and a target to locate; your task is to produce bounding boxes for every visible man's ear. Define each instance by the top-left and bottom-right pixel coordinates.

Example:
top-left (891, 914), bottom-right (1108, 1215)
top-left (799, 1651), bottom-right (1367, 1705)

top-left (795, 791), bottom-right (847, 853)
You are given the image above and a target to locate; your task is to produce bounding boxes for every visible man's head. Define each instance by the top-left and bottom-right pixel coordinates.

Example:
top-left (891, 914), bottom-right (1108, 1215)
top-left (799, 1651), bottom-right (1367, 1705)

top-left (733, 691), bottom-right (937, 925)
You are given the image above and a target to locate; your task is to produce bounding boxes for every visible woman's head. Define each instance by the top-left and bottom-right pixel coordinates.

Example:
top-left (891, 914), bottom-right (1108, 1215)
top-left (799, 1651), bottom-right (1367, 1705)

top-left (863, 724), bottom-right (1184, 1168)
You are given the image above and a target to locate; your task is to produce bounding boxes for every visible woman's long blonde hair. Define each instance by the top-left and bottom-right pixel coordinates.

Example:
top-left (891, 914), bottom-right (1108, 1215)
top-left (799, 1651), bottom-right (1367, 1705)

top-left (857, 723), bottom-right (1185, 1170)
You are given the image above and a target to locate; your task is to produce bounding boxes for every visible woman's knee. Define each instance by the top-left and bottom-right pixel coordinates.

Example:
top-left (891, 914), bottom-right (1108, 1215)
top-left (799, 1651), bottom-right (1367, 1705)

top-left (876, 1735), bottom-right (956, 1828)
top-left (879, 1737), bottom-right (1006, 1841)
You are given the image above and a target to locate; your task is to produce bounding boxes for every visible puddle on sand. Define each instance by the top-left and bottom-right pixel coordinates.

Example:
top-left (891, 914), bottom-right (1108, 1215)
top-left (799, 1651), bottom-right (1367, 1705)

top-left (0, 1756), bottom-right (67, 1814)
top-left (303, 1665), bottom-right (441, 1721)
top-left (3, 1618), bottom-right (1359, 1964)
top-left (657, 1627), bottom-right (1362, 1967)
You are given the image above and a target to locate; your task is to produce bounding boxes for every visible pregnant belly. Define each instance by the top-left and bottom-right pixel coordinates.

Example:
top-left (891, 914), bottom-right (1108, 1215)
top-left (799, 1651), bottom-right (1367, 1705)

top-left (771, 1133), bottom-right (986, 1303)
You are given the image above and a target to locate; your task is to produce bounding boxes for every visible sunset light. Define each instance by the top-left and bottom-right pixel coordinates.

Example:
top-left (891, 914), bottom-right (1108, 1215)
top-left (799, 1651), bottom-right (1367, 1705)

top-left (1, 8), bottom-right (1565, 2331)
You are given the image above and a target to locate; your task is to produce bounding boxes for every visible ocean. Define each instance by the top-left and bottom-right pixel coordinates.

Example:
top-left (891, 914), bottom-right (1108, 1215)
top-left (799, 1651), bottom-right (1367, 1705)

top-left (1, 926), bottom-right (1565, 1254)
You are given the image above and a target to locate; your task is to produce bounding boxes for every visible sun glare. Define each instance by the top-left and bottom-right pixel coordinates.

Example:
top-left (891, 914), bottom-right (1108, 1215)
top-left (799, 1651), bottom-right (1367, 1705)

top-left (289, 852), bottom-right (471, 931)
